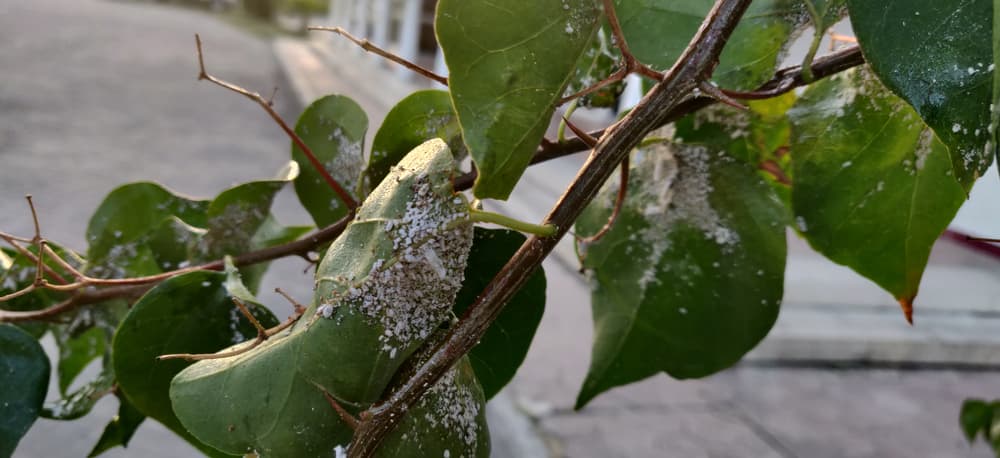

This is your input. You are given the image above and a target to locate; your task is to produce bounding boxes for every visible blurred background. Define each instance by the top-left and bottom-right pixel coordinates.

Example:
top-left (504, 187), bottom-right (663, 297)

top-left (4, 0), bottom-right (1000, 456)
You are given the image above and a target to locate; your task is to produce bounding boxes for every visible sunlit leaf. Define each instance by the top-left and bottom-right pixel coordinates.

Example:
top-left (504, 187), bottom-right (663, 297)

top-left (615, 0), bottom-right (801, 89)
top-left (789, 68), bottom-right (965, 319)
top-left (437, 0), bottom-right (601, 199)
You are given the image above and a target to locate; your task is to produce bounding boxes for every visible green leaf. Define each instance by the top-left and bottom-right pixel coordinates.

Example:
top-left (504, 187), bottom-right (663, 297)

top-left (55, 325), bottom-right (107, 394)
top-left (847, 0), bottom-right (995, 189)
top-left (0, 324), bottom-right (50, 458)
top-left (113, 268), bottom-right (278, 457)
top-left (437, 0), bottom-right (601, 199)
top-left (615, 0), bottom-right (800, 89)
top-left (363, 90), bottom-right (464, 196)
top-left (291, 94), bottom-right (368, 227)
top-left (454, 228), bottom-right (546, 400)
top-left (961, 399), bottom-right (993, 443)
top-left (41, 369), bottom-right (114, 421)
top-left (789, 68), bottom-right (965, 319)
top-left (170, 140), bottom-right (485, 456)
top-left (575, 143), bottom-right (786, 408)
top-left (198, 161), bottom-right (299, 259)
top-left (87, 394), bottom-right (146, 457)
top-left (86, 182), bottom-right (208, 277)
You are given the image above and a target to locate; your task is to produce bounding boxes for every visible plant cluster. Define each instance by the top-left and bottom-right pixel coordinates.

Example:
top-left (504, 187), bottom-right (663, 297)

top-left (3, 0), bottom-right (999, 457)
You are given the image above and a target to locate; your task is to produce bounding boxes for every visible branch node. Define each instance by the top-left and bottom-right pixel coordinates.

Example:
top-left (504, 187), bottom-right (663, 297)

top-left (696, 80), bottom-right (747, 110)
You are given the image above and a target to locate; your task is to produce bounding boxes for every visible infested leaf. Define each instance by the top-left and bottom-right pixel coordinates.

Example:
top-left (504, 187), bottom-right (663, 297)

top-left (575, 143), bottom-right (786, 408)
top-left (291, 94), bottom-right (368, 227)
top-left (363, 90), bottom-right (464, 196)
top-left (170, 140), bottom-right (487, 457)
top-left (85, 182), bottom-right (208, 278)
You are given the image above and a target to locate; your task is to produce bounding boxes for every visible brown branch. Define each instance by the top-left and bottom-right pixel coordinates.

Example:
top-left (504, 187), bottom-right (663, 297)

top-left (722, 45), bottom-right (863, 100)
top-left (194, 34), bottom-right (358, 211)
top-left (0, 216), bottom-right (351, 323)
top-left (578, 157), bottom-right (629, 244)
top-left (347, 0), bottom-right (755, 455)
top-left (0, 233), bottom-right (69, 285)
top-left (309, 26), bottom-right (449, 86)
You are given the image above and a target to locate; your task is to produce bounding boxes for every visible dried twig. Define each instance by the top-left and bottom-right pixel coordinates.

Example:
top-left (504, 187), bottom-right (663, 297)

top-left (309, 26), bottom-right (448, 86)
top-left (194, 34), bottom-right (358, 211)
top-left (157, 296), bottom-right (307, 361)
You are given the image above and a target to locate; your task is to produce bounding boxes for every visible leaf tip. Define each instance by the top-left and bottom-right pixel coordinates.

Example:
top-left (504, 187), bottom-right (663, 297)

top-left (898, 297), bottom-right (914, 325)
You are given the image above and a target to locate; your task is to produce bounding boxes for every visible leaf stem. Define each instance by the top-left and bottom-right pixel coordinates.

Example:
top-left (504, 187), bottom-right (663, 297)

top-left (469, 209), bottom-right (557, 237)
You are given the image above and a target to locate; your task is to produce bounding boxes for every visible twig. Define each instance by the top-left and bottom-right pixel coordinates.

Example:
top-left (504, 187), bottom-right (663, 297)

top-left (558, 0), bottom-right (662, 104)
top-left (194, 34), bottom-right (358, 211)
top-left (309, 26), bottom-right (448, 86)
top-left (25, 196), bottom-right (47, 286)
top-left (578, 157), bottom-right (629, 244)
top-left (347, 0), bottom-right (755, 455)
top-left (0, 216), bottom-right (351, 323)
top-left (0, 233), bottom-right (69, 285)
top-left (601, 0), bottom-right (663, 81)
top-left (721, 45), bottom-right (863, 100)
top-left (156, 293), bottom-right (308, 361)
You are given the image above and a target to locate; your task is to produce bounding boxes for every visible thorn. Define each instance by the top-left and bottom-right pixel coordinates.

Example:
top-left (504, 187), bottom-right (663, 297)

top-left (898, 297), bottom-right (914, 325)
top-left (697, 80), bottom-right (748, 110)
top-left (322, 389), bottom-right (359, 430)
top-left (562, 116), bottom-right (599, 147)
